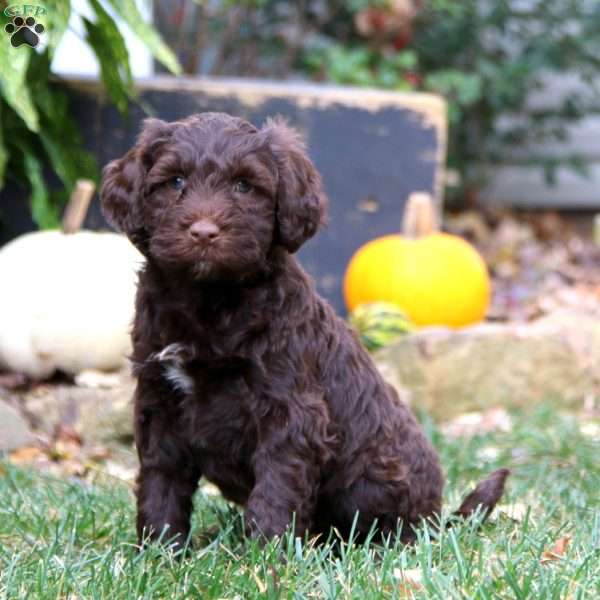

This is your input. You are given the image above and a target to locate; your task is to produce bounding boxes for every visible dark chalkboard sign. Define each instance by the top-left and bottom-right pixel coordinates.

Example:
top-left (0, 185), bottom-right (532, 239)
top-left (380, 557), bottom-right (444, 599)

top-left (0, 77), bottom-right (446, 314)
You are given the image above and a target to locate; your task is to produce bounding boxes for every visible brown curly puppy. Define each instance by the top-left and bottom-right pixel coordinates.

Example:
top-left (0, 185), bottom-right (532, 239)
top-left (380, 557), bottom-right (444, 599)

top-left (100, 113), bottom-right (508, 550)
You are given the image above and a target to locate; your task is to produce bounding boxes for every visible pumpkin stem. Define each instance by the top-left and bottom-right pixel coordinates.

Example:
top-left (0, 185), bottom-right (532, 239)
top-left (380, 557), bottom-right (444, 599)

top-left (401, 192), bottom-right (439, 238)
top-left (62, 179), bottom-right (96, 234)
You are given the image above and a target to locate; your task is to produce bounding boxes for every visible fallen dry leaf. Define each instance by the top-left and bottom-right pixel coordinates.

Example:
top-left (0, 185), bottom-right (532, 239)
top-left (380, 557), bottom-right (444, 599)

top-left (540, 535), bottom-right (571, 564)
top-left (472, 208), bottom-right (600, 323)
top-left (49, 423), bottom-right (83, 461)
top-left (393, 568), bottom-right (423, 598)
top-left (9, 446), bottom-right (44, 464)
top-left (59, 459), bottom-right (88, 478)
top-left (87, 446), bottom-right (111, 461)
top-left (53, 423), bottom-right (83, 446)
top-left (442, 407), bottom-right (512, 438)
top-left (50, 440), bottom-right (82, 461)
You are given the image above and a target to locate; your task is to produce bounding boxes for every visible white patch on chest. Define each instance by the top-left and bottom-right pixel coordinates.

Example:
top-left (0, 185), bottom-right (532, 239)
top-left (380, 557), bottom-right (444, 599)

top-left (151, 342), bottom-right (195, 395)
top-left (164, 364), bottom-right (195, 395)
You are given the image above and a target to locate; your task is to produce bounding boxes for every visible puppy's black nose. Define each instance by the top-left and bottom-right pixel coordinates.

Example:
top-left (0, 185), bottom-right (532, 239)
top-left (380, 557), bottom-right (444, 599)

top-left (189, 219), bottom-right (220, 242)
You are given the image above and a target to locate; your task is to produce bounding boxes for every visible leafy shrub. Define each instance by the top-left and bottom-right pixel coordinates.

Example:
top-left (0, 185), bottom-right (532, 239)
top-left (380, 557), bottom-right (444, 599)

top-left (156, 0), bottom-right (600, 205)
top-left (301, 0), bottom-right (600, 203)
top-left (0, 0), bottom-right (179, 228)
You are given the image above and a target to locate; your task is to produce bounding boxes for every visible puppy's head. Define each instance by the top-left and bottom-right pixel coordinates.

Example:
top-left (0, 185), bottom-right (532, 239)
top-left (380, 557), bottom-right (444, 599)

top-left (100, 113), bottom-right (327, 281)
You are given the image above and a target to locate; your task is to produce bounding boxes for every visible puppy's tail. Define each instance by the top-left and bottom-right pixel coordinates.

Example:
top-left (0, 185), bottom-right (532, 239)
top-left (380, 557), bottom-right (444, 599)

top-left (451, 468), bottom-right (510, 524)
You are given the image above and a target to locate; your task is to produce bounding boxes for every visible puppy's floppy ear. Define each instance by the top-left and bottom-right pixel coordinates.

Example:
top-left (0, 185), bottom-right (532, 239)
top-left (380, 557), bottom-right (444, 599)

top-left (262, 117), bottom-right (328, 253)
top-left (100, 118), bottom-right (172, 253)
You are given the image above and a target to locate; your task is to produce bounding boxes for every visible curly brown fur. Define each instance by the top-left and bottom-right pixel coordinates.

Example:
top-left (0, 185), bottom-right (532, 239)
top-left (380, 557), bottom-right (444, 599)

top-left (101, 112), bottom-right (508, 550)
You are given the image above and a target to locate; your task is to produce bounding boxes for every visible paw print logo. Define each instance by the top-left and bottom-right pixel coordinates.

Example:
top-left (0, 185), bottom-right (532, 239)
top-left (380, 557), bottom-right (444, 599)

top-left (4, 16), bottom-right (45, 48)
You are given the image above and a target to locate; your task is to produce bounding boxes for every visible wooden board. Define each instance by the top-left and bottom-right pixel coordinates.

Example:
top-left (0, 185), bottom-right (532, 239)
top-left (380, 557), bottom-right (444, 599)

top-left (1, 76), bottom-right (447, 314)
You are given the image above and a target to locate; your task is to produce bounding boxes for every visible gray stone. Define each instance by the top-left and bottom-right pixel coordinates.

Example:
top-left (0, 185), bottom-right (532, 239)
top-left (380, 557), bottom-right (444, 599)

top-left (375, 309), bottom-right (600, 420)
top-left (0, 398), bottom-right (34, 451)
top-left (22, 371), bottom-right (136, 445)
top-left (14, 308), bottom-right (600, 441)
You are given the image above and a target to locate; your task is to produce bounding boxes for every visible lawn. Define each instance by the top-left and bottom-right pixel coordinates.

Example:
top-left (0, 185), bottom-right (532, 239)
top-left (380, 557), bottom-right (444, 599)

top-left (0, 405), bottom-right (598, 599)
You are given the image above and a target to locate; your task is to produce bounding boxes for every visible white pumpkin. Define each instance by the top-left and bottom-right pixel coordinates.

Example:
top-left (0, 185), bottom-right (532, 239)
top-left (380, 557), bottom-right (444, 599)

top-left (0, 230), bottom-right (144, 378)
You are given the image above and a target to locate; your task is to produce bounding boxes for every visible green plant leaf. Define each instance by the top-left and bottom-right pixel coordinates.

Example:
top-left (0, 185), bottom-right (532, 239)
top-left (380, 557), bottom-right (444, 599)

top-left (0, 106), bottom-right (7, 187)
top-left (0, 45), bottom-right (39, 131)
top-left (22, 150), bottom-right (59, 229)
top-left (105, 0), bottom-right (181, 74)
top-left (424, 70), bottom-right (483, 107)
top-left (42, 0), bottom-right (71, 54)
top-left (567, 154), bottom-right (590, 178)
top-left (27, 53), bottom-right (98, 192)
top-left (393, 50), bottom-right (418, 70)
top-left (84, 0), bottom-right (135, 115)
top-left (39, 129), bottom-right (96, 191)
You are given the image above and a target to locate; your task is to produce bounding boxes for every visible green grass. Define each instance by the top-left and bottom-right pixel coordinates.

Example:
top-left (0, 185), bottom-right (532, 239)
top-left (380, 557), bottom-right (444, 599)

top-left (1, 405), bottom-right (599, 599)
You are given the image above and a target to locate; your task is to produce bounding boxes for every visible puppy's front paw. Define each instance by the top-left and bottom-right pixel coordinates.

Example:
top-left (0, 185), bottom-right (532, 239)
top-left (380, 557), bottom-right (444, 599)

top-left (138, 525), bottom-right (192, 558)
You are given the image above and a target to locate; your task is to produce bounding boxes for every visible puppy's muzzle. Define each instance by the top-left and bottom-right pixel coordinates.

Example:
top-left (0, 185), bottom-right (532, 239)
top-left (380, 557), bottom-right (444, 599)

top-left (189, 219), bottom-right (220, 243)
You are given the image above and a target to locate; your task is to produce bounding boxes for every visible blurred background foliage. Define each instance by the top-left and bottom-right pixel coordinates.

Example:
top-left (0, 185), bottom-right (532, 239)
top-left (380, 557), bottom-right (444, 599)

top-left (157, 0), bottom-right (600, 206)
top-left (2, 0), bottom-right (600, 226)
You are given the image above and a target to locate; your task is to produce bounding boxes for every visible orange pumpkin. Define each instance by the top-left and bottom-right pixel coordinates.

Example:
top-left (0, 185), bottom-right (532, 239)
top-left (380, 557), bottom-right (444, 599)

top-left (343, 193), bottom-right (490, 328)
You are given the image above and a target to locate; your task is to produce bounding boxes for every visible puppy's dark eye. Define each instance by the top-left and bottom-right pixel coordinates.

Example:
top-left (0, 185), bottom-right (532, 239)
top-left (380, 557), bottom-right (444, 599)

top-left (233, 179), bottom-right (252, 194)
top-left (170, 176), bottom-right (186, 191)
